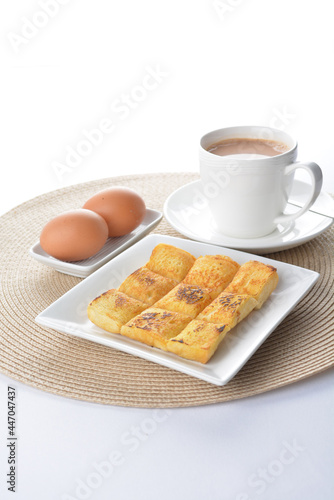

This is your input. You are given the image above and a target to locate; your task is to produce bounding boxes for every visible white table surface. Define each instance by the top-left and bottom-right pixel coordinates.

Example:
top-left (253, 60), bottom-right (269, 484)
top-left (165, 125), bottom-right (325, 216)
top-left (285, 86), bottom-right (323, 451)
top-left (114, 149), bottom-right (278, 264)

top-left (1, 1), bottom-right (334, 498)
top-left (0, 370), bottom-right (333, 500)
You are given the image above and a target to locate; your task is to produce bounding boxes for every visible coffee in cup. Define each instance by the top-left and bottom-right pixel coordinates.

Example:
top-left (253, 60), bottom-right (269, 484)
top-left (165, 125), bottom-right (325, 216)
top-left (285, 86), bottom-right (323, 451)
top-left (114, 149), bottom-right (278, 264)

top-left (207, 137), bottom-right (289, 158)
top-left (199, 126), bottom-right (323, 239)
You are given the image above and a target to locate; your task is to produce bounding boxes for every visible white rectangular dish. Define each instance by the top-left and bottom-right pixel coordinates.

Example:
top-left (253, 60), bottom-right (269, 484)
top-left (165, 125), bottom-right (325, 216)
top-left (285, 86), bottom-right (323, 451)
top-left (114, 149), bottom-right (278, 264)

top-left (35, 234), bottom-right (319, 386)
top-left (30, 208), bottom-right (162, 278)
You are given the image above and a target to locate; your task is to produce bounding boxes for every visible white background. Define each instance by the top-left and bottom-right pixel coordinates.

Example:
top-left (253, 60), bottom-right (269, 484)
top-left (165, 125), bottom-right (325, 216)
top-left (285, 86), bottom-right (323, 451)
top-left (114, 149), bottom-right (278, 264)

top-left (0, 0), bottom-right (334, 215)
top-left (0, 1), bottom-right (333, 499)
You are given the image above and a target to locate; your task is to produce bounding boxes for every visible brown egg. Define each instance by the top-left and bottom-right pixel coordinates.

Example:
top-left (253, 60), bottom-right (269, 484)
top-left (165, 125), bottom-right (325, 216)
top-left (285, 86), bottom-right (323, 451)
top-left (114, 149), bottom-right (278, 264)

top-left (83, 187), bottom-right (146, 237)
top-left (40, 209), bottom-right (109, 262)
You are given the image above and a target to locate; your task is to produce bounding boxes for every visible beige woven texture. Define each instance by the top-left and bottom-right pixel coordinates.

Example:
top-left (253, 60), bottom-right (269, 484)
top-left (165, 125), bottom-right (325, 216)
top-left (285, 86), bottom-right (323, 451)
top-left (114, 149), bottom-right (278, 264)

top-left (0, 173), bottom-right (333, 407)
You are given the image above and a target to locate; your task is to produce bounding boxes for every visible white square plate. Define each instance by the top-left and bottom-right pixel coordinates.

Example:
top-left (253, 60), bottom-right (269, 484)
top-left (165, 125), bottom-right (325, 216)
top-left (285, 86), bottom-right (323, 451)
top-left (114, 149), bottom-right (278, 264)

top-left (29, 209), bottom-right (162, 278)
top-left (36, 234), bottom-right (319, 386)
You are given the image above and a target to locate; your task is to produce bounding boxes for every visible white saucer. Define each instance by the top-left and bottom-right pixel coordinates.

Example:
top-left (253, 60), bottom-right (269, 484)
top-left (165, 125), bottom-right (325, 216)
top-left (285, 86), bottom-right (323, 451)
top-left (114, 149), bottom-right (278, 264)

top-left (164, 180), bottom-right (333, 253)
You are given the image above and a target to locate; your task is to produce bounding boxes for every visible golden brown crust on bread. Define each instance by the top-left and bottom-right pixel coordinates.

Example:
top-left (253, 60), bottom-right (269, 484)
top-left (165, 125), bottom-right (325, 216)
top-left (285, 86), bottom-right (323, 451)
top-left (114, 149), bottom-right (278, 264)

top-left (145, 243), bottom-right (196, 282)
top-left (86, 244), bottom-right (280, 365)
top-left (182, 255), bottom-right (240, 296)
top-left (120, 307), bottom-right (192, 350)
top-left (118, 267), bottom-right (178, 306)
top-left (197, 292), bottom-right (257, 328)
top-left (87, 289), bottom-right (148, 334)
top-left (154, 283), bottom-right (216, 319)
top-left (167, 292), bottom-right (257, 363)
top-left (167, 320), bottom-right (230, 364)
top-left (224, 260), bottom-right (279, 309)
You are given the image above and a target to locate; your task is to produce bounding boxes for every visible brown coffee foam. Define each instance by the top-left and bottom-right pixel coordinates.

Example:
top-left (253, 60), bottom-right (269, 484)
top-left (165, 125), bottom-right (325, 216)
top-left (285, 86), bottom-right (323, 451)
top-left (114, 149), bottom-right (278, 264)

top-left (0, 173), bottom-right (333, 407)
top-left (207, 137), bottom-right (289, 157)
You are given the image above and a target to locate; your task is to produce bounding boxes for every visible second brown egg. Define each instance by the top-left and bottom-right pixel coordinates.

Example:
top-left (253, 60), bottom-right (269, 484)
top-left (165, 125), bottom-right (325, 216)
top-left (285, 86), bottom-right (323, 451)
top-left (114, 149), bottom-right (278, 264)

top-left (83, 187), bottom-right (146, 237)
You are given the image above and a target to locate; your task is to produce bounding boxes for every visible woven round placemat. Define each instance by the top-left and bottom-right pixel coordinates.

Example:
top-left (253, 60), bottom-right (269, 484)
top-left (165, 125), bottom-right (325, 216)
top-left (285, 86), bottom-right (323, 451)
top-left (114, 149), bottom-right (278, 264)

top-left (0, 173), bottom-right (333, 408)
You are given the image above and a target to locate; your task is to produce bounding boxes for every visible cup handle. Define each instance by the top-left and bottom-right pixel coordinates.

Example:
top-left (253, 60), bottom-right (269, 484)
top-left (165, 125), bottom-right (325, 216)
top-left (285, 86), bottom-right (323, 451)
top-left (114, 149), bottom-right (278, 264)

top-left (274, 161), bottom-right (323, 225)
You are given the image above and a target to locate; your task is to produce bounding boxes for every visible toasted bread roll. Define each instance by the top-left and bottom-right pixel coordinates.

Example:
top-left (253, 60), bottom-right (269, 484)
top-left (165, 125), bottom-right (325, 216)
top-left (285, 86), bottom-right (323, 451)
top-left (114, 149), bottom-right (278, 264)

top-left (167, 320), bottom-right (230, 364)
top-left (224, 260), bottom-right (279, 309)
top-left (86, 243), bottom-right (280, 365)
top-left (121, 307), bottom-right (192, 351)
top-left (182, 255), bottom-right (240, 296)
top-left (197, 292), bottom-right (257, 328)
top-left (118, 267), bottom-right (178, 306)
top-left (145, 243), bottom-right (196, 282)
top-left (87, 289), bottom-right (148, 334)
top-left (154, 283), bottom-right (216, 319)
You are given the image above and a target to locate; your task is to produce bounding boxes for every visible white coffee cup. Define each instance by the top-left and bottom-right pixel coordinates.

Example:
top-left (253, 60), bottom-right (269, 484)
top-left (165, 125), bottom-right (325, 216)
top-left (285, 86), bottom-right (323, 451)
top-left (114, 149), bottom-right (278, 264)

top-left (199, 126), bottom-right (323, 238)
